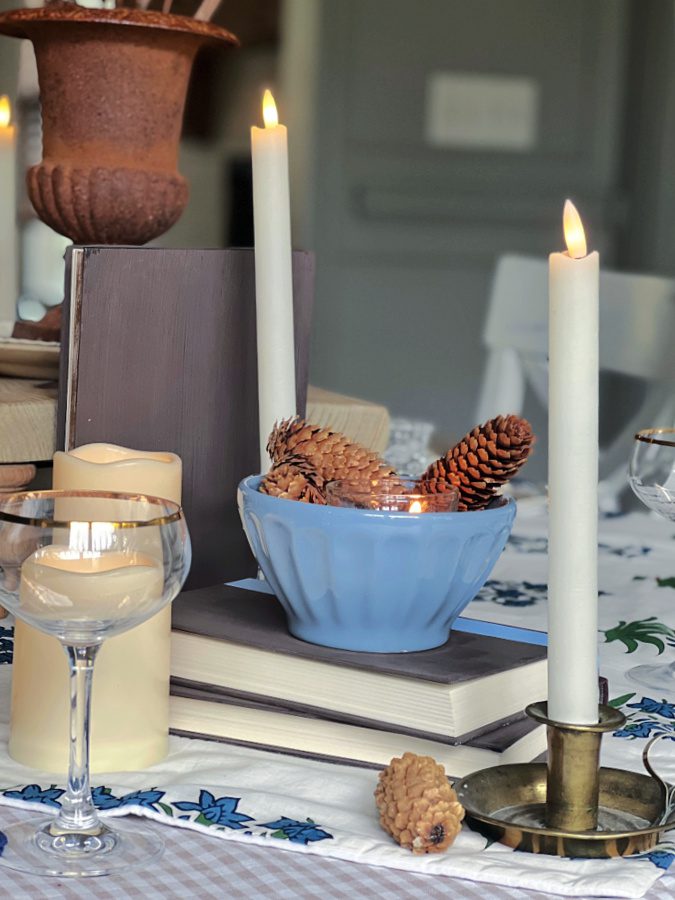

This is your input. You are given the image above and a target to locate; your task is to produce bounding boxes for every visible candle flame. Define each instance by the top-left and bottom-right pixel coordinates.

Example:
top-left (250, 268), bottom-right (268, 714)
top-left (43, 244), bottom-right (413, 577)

top-left (563, 199), bottom-right (587, 259)
top-left (408, 500), bottom-right (423, 514)
top-left (262, 89), bottom-right (278, 128)
top-left (0, 96), bottom-right (11, 129)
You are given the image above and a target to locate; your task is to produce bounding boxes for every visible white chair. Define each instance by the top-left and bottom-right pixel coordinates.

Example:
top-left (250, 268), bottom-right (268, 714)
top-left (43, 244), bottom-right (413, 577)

top-left (476, 255), bottom-right (675, 507)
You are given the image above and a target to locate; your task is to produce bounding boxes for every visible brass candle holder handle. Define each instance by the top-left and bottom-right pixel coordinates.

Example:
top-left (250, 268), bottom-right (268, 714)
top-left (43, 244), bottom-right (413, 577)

top-left (643, 733), bottom-right (675, 827)
top-left (455, 700), bottom-right (675, 859)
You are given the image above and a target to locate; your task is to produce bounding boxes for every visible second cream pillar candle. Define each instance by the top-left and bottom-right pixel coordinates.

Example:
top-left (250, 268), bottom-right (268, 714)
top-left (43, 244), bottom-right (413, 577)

top-left (9, 443), bottom-right (182, 772)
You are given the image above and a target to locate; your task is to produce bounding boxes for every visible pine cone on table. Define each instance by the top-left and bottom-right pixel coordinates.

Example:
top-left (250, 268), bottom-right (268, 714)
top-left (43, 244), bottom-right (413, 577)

top-left (260, 455), bottom-right (326, 504)
top-left (374, 752), bottom-right (465, 854)
top-left (418, 414), bottom-right (534, 511)
top-left (267, 417), bottom-right (395, 489)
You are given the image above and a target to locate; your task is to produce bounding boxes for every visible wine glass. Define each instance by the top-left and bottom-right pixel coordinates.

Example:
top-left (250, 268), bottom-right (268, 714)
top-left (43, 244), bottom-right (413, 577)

top-left (627, 428), bottom-right (675, 689)
top-left (0, 490), bottom-right (190, 877)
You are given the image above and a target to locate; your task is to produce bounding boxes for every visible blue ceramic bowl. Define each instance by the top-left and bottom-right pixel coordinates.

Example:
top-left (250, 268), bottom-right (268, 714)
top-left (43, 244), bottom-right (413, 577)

top-left (237, 475), bottom-right (516, 653)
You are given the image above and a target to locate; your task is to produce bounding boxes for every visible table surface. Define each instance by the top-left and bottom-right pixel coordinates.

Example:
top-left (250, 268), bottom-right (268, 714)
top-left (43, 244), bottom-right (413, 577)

top-left (0, 803), bottom-right (671, 900)
top-left (0, 500), bottom-right (674, 898)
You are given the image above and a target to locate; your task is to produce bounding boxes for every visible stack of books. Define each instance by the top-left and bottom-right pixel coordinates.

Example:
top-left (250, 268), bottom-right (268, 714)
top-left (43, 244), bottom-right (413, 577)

top-left (169, 585), bottom-right (548, 777)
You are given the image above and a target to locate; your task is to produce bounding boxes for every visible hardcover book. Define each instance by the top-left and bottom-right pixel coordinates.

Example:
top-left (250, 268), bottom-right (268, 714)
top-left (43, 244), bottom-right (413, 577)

top-left (169, 684), bottom-right (546, 778)
top-left (171, 584), bottom-right (548, 740)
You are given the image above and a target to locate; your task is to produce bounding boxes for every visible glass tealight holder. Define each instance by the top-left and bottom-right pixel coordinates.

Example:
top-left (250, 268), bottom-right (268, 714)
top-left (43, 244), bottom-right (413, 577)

top-left (325, 476), bottom-right (459, 512)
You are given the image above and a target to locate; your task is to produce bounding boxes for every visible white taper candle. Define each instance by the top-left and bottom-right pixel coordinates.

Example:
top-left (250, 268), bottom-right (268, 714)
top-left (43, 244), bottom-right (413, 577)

top-left (547, 200), bottom-right (599, 725)
top-left (0, 96), bottom-right (18, 325)
top-left (251, 89), bottom-right (296, 471)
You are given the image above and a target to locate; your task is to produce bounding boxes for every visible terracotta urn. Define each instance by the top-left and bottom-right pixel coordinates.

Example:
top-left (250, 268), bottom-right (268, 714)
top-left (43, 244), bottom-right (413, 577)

top-left (0, 5), bottom-right (238, 245)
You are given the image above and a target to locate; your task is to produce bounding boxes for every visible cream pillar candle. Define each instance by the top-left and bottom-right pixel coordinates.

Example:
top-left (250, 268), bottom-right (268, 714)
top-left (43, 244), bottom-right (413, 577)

top-left (10, 443), bottom-right (181, 772)
top-left (20, 548), bottom-right (164, 632)
top-left (547, 200), bottom-right (599, 725)
top-left (251, 89), bottom-right (296, 471)
top-left (0, 96), bottom-right (18, 324)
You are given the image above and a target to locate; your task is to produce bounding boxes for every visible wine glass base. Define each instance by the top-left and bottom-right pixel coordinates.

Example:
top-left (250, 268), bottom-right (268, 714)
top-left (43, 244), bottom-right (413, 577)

top-left (626, 661), bottom-right (675, 693)
top-left (0, 815), bottom-right (164, 877)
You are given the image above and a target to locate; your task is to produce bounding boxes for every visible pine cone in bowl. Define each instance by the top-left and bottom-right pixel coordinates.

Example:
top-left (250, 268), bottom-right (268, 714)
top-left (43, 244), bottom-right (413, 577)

top-left (419, 415), bottom-right (534, 511)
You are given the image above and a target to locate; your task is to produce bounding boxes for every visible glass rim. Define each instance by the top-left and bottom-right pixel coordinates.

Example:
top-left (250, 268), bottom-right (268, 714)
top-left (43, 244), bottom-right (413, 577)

top-left (325, 478), bottom-right (459, 498)
top-left (0, 489), bottom-right (184, 529)
top-left (635, 428), bottom-right (675, 448)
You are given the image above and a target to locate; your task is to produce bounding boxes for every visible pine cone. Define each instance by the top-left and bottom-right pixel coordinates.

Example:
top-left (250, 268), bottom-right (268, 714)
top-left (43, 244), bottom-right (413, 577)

top-left (375, 752), bottom-right (464, 854)
top-left (418, 415), bottom-right (534, 511)
top-left (260, 455), bottom-right (327, 504)
top-left (267, 417), bottom-right (395, 489)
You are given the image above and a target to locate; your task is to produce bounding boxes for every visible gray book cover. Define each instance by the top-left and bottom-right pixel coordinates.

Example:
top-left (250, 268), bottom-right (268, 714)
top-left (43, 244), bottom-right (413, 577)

top-left (171, 583), bottom-right (546, 685)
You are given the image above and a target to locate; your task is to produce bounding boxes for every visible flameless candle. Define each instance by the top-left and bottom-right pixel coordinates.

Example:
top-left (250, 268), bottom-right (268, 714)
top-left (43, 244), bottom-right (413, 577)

top-left (547, 200), bottom-right (599, 725)
top-left (19, 547), bottom-right (163, 628)
top-left (10, 444), bottom-right (182, 773)
top-left (251, 89), bottom-right (296, 470)
top-left (0, 96), bottom-right (18, 324)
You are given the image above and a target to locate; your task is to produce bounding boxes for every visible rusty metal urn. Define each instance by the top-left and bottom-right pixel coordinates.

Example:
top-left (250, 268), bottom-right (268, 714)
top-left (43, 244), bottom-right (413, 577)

top-left (0, 6), bottom-right (238, 245)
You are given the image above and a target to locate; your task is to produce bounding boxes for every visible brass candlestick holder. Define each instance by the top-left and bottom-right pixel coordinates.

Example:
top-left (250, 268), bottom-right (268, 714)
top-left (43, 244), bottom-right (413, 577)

top-left (455, 701), bottom-right (675, 858)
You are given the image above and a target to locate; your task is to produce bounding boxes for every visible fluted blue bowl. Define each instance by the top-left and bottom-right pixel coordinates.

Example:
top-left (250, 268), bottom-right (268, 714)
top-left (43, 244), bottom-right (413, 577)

top-left (237, 475), bottom-right (516, 653)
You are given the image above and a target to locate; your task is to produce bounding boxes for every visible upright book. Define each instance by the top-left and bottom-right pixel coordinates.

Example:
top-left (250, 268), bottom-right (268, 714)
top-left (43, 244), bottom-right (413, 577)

top-left (59, 246), bottom-right (314, 588)
top-left (171, 584), bottom-right (548, 740)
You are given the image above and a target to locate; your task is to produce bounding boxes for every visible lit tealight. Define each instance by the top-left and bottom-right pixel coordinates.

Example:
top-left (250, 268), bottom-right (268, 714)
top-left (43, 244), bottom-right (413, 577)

top-left (408, 500), bottom-right (423, 514)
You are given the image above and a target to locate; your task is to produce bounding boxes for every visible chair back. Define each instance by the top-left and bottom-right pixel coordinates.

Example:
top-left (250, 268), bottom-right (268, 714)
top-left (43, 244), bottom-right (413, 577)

top-left (476, 254), bottom-right (675, 499)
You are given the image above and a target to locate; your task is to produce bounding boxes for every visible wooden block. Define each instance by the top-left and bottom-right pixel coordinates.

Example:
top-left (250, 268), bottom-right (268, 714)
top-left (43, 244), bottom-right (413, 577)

top-left (0, 463), bottom-right (36, 493)
top-left (0, 378), bottom-right (57, 464)
top-left (306, 385), bottom-right (390, 453)
top-left (59, 247), bottom-right (314, 589)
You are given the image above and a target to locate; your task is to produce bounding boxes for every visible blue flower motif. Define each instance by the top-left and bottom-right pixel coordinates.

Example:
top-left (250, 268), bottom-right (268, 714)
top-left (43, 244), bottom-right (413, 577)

top-left (643, 850), bottom-right (675, 870)
top-left (508, 537), bottom-right (650, 558)
top-left (508, 536), bottom-right (547, 555)
top-left (174, 791), bottom-right (254, 829)
top-left (598, 542), bottom-right (651, 559)
top-left (117, 789), bottom-right (165, 809)
top-left (627, 697), bottom-right (675, 719)
top-left (92, 787), bottom-right (165, 810)
top-left (0, 626), bottom-right (14, 664)
top-left (4, 784), bottom-right (64, 808)
top-left (91, 786), bottom-right (121, 809)
top-left (261, 816), bottom-right (333, 844)
top-left (613, 720), bottom-right (675, 740)
top-left (477, 580), bottom-right (548, 607)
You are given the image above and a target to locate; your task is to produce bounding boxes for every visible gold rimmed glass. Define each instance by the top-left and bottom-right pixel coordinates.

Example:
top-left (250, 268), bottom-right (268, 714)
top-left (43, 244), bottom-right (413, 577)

top-left (629, 429), bottom-right (675, 519)
top-left (0, 490), bottom-right (191, 877)
top-left (627, 429), bottom-right (675, 690)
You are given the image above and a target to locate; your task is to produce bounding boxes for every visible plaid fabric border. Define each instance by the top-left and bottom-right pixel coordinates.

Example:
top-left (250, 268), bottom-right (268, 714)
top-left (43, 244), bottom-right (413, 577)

top-left (0, 806), bottom-right (672, 899)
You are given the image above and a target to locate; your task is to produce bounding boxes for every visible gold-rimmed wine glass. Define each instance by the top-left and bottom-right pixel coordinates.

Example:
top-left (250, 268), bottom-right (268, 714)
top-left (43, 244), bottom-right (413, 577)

top-left (0, 490), bottom-right (190, 877)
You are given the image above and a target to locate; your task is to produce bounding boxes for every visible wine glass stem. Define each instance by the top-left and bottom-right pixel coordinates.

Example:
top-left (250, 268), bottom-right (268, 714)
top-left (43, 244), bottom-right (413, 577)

top-left (53, 643), bottom-right (101, 834)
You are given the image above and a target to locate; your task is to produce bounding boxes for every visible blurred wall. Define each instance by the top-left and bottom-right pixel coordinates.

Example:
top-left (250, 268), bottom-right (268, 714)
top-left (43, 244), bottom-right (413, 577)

top-left (165, 45), bottom-right (278, 248)
top-left (285, 0), bottom-right (632, 450)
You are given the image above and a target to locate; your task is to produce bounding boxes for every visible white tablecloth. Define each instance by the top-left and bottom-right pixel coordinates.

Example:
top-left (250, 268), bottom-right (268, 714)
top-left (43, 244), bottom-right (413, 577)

top-left (0, 498), bottom-right (673, 898)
